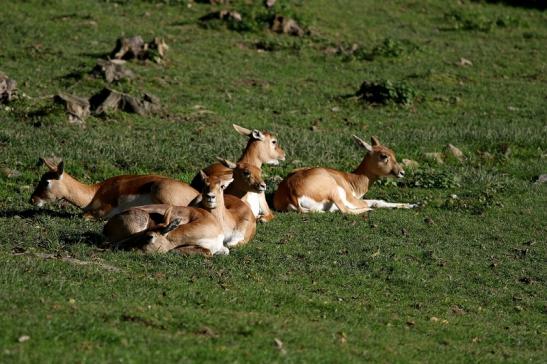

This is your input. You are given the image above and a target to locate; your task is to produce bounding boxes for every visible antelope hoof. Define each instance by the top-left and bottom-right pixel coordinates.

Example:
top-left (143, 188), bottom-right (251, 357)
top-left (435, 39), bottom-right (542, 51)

top-left (404, 203), bottom-right (418, 209)
top-left (259, 213), bottom-right (275, 223)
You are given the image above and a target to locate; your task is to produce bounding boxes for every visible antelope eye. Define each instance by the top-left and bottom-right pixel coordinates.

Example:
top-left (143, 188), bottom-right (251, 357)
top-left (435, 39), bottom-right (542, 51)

top-left (243, 171), bottom-right (251, 177)
top-left (272, 140), bottom-right (277, 145)
top-left (379, 154), bottom-right (389, 161)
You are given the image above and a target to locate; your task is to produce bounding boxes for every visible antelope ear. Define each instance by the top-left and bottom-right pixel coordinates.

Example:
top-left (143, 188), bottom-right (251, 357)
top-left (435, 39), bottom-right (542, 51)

top-left (199, 170), bottom-right (208, 181)
top-left (163, 206), bottom-right (173, 225)
top-left (251, 129), bottom-right (265, 141)
top-left (216, 157), bottom-right (237, 170)
top-left (56, 161), bottom-right (65, 176)
top-left (220, 177), bottom-right (234, 190)
top-left (160, 218), bottom-right (182, 235)
top-left (40, 157), bottom-right (58, 171)
top-left (232, 124), bottom-right (252, 136)
top-left (371, 136), bottom-right (381, 146)
top-left (352, 135), bottom-right (373, 152)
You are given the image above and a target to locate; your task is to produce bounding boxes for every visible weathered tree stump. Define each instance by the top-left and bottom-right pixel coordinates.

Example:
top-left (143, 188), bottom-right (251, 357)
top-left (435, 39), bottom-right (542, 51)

top-left (271, 15), bottom-right (304, 36)
top-left (90, 88), bottom-right (160, 116)
top-left (110, 36), bottom-right (169, 63)
top-left (91, 59), bottom-right (134, 83)
top-left (54, 92), bottom-right (90, 124)
top-left (0, 73), bottom-right (17, 103)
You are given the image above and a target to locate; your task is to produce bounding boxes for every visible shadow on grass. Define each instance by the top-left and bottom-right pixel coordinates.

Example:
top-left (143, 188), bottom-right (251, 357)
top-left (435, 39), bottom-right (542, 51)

top-left (60, 231), bottom-right (105, 248)
top-left (79, 51), bottom-right (111, 60)
top-left (0, 208), bottom-right (78, 219)
top-left (478, 0), bottom-right (546, 10)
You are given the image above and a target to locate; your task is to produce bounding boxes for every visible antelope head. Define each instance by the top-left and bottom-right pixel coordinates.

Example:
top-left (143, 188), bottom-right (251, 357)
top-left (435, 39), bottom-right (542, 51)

top-left (199, 171), bottom-right (234, 209)
top-left (30, 158), bottom-right (67, 207)
top-left (217, 158), bottom-right (267, 193)
top-left (353, 135), bottom-right (405, 178)
top-left (233, 124), bottom-right (286, 165)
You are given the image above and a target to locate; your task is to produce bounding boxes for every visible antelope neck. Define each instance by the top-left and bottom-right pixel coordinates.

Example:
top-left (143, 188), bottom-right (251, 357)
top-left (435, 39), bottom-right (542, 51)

top-left (237, 142), bottom-right (263, 167)
top-left (62, 174), bottom-right (101, 208)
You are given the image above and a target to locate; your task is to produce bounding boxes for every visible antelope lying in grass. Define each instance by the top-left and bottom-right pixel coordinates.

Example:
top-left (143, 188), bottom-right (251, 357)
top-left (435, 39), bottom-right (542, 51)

top-left (193, 170), bottom-right (256, 248)
top-left (103, 205), bottom-right (228, 256)
top-left (190, 124), bottom-right (285, 222)
top-left (30, 158), bottom-right (199, 219)
top-left (273, 136), bottom-right (416, 214)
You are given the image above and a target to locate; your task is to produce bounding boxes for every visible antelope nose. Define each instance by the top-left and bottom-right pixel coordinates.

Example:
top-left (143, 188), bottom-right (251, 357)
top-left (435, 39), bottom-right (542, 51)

top-left (397, 170), bottom-right (405, 178)
top-left (259, 182), bottom-right (267, 191)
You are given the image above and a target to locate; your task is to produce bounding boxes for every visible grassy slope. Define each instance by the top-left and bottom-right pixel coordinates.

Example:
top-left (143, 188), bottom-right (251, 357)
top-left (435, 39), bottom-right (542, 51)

top-left (0, 0), bottom-right (545, 362)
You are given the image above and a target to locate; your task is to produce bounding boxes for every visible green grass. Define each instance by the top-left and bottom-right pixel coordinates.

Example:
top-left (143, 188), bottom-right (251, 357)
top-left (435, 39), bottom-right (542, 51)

top-left (0, 0), bottom-right (546, 362)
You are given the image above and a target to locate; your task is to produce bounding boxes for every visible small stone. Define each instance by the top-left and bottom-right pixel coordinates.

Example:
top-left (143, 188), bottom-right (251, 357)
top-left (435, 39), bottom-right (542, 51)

top-left (402, 159), bottom-right (419, 169)
top-left (446, 144), bottom-right (464, 161)
top-left (18, 335), bottom-right (30, 343)
top-left (457, 57), bottom-right (473, 67)
top-left (424, 152), bottom-right (444, 164)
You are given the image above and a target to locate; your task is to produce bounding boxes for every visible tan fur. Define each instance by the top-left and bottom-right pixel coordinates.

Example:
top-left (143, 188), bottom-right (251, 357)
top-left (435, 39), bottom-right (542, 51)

top-left (198, 173), bottom-right (256, 247)
top-left (30, 159), bottom-right (199, 219)
top-left (189, 124), bottom-right (285, 222)
top-left (103, 204), bottom-right (226, 256)
top-left (273, 136), bottom-right (406, 214)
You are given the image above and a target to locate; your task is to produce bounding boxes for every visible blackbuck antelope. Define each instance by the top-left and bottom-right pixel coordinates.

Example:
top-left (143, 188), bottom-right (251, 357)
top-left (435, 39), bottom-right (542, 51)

top-left (194, 171), bottom-right (257, 247)
top-left (190, 124), bottom-right (285, 222)
top-left (30, 158), bottom-right (199, 219)
top-left (103, 205), bottom-right (228, 256)
top-left (273, 136), bottom-right (416, 214)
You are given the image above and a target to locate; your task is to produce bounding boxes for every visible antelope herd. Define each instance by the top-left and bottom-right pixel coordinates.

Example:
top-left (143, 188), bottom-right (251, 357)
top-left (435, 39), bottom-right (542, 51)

top-left (30, 124), bottom-right (416, 256)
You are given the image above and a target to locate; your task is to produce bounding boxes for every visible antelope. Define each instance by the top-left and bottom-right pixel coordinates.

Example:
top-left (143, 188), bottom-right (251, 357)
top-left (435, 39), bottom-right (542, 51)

top-left (30, 158), bottom-right (199, 219)
top-left (190, 124), bottom-right (286, 222)
top-left (194, 170), bottom-right (256, 248)
top-left (273, 136), bottom-right (416, 214)
top-left (103, 205), bottom-right (228, 256)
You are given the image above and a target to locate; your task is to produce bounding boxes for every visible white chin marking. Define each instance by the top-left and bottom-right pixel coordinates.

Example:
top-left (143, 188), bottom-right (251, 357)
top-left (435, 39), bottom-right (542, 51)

top-left (267, 160), bottom-right (279, 165)
top-left (35, 200), bottom-right (44, 208)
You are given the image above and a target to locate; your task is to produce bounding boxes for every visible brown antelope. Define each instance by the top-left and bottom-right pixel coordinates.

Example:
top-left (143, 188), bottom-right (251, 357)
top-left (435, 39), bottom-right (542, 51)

top-left (194, 171), bottom-right (256, 248)
top-left (30, 158), bottom-right (199, 219)
top-left (103, 205), bottom-right (228, 256)
top-left (273, 136), bottom-right (416, 214)
top-left (190, 124), bottom-right (285, 222)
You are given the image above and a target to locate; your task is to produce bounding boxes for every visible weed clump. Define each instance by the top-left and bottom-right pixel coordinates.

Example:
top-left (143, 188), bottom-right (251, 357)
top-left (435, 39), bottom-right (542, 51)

top-left (443, 10), bottom-right (523, 32)
top-left (356, 80), bottom-right (416, 106)
top-left (328, 38), bottom-right (418, 62)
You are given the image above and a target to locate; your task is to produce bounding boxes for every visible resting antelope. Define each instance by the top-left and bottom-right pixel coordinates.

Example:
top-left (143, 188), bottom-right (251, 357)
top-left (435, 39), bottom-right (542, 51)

top-left (30, 158), bottom-right (199, 219)
top-left (194, 170), bottom-right (257, 248)
top-left (190, 124), bottom-right (285, 222)
top-left (103, 205), bottom-right (228, 256)
top-left (273, 136), bottom-right (416, 214)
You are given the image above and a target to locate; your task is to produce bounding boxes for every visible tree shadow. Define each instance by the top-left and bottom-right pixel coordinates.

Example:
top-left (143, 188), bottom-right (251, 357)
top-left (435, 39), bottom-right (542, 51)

top-left (0, 208), bottom-right (78, 219)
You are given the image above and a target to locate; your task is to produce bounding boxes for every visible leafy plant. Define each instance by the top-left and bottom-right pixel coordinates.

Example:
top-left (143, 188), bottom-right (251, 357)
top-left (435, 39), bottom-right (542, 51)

top-left (356, 80), bottom-right (416, 105)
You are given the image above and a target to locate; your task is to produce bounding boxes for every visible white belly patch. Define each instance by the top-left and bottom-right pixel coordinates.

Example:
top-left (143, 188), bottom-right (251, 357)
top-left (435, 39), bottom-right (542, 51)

top-left (297, 187), bottom-right (356, 212)
top-left (243, 192), bottom-right (261, 217)
top-left (225, 230), bottom-right (245, 247)
top-left (197, 235), bottom-right (226, 254)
